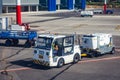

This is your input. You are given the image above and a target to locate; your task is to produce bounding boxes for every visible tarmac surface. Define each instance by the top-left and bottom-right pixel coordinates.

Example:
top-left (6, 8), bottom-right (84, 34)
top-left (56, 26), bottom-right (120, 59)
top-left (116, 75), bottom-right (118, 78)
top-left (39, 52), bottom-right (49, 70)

top-left (1, 10), bottom-right (120, 35)
top-left (0, 10), bottom-right (120, 80)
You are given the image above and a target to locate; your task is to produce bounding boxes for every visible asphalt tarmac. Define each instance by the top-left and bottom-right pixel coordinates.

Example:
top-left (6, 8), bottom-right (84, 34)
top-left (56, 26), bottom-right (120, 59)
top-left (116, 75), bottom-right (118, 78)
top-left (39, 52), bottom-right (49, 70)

top-left (0, 10), bottom-right (120, 80)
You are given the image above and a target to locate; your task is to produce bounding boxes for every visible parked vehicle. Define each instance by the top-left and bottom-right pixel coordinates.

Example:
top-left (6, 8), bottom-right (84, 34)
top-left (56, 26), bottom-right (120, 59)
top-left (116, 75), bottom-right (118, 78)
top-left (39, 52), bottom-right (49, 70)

top-left (93, 9), bottom-right (103, 14)
top-left (106, 10), bottom-right (113, 14)
top-left (0, 17), bottom-right (37, 47)
top-left (0, 30), bottom-right (37, 47)
top-left (80, 10), bottom-right (93, 17)
top-left (93, 9), bottom-right (113, 14)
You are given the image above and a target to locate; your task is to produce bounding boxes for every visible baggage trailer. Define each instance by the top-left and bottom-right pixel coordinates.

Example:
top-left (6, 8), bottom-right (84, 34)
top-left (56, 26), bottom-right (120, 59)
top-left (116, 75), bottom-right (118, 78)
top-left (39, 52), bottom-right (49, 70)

top-left (80, 10), bottom-right (93, 17)
top-left (0, 30), bottom-right (37, 47)
top-left (80, 33), bottom-right (115, 57)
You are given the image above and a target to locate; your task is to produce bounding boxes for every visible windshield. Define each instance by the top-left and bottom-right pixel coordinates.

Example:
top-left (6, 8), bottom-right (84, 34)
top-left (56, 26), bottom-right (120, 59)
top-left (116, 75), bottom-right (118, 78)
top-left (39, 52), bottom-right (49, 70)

top-left (35, 37), bottom-right (53, 50)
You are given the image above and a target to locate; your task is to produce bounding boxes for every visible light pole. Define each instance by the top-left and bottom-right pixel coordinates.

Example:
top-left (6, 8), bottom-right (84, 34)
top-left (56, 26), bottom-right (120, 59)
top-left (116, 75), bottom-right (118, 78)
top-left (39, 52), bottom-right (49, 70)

top-left (16, 0), bottom-right (22, 25)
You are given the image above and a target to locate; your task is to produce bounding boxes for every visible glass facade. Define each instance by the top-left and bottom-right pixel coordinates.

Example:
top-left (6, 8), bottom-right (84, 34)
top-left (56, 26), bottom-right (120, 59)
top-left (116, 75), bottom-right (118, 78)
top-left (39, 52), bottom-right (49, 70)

top-left (39, 0), bottom-right (48, 10)
top-left (60, 0), bottom-right (67, 9)
top-left (75, 0), bottom-right (81, 9)
top-left (1, 0), bottom-right (87, 13)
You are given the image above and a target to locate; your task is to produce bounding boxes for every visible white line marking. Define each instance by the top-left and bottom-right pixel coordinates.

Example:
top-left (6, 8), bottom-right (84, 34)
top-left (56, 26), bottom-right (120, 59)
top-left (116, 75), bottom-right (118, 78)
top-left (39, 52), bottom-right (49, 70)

top-left (79, 56), bottom-right (120, 63)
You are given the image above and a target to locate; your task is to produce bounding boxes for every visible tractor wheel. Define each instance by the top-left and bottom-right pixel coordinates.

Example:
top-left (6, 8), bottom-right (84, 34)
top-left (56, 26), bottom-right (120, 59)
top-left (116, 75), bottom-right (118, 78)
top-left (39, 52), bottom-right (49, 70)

top-left (73, 54), bottom-right (80, 63)
top-left (57, 58), bottom-right (64, 68)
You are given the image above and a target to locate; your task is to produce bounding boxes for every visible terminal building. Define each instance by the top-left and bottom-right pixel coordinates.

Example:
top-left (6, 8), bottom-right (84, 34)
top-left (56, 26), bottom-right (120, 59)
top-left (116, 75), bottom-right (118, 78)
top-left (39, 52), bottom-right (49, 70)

top-left (0, 0), bottom-right (2, 14)
top-left (0, 0), bottom-right (86, 13)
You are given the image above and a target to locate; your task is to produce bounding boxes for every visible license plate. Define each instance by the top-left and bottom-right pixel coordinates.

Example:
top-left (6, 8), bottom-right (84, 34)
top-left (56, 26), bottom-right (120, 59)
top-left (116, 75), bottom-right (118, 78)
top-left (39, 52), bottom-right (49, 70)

top-left (39, 55), bottom-right (43, 58)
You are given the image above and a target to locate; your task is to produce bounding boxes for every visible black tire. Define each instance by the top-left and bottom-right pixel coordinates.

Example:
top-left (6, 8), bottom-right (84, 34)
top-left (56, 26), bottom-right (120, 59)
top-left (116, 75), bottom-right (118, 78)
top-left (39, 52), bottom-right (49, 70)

top-left (5, 39), bottom-right (12, 46)
top-left (57, 58), bottom-right (64, 68)
top-left (81, 15), bottom-right (84, 17)
top-left (88, 52), bottom-right (100, 58)
top-left (73, 54), bottom-right (80, 63)
top-left (90, 15), bottom-right (93, 17)
top-left (12, 39), bottom-right (19, 46)
top-left (88, 53), bottom-right (94, 58)
top-left (100, 12), bottom-right (102, 14)
top-left (24, 40), bottom-right (32, 48)
top-left (94, 52), bottom-right (101, 57)
top-left (110, 47), bottom-right (115, 54)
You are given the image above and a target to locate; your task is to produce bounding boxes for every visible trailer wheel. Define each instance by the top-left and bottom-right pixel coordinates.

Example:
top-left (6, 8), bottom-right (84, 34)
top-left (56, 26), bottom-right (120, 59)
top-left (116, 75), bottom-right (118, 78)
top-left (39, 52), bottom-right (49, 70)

top-left (90, 15), bottom-right (93, 17)
top-left (89, 52), bottom-right (99, 58)
top-left (24, 40), bottom-right (32, 48)
top-left (73, 53), bottom-right (80, 63)
top-left (87, 52), bottom-right (95, 58)
top-left (88, 53), bottom-right (94, 58)
top-left (13, 39), bottom-right (19, 45)
top-left (57, 58), bottom-right (64, 68)
top-left (5, 39), bottom-right (12, 46)
top-left (110, 47), bottom-right (115, 54)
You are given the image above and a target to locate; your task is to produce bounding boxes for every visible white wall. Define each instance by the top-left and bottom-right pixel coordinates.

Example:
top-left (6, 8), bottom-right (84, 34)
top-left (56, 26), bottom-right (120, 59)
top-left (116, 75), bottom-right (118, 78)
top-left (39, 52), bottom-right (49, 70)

top-left (3, 0), bottom-right (39, 6)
